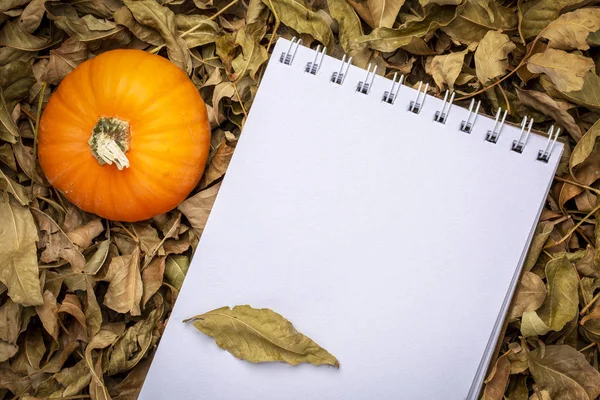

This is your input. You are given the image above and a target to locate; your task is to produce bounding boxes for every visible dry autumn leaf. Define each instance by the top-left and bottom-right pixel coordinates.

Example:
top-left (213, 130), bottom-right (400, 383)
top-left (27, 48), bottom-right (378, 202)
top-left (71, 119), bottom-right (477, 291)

top-left (184, 305), bottom-right (339, 367)
top-left (474, 30), bottom-right (515, 85)
top-left (527, 48), bottom-right (594, 92)
top-left (541, 8), bottom-right (600, 50)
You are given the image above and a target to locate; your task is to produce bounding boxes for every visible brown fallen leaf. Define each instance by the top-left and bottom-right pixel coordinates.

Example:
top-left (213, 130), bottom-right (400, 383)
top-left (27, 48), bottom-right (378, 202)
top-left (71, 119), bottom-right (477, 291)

top-left (540, 8), bottom-right (600, 51)
top-left (529, 345), bottom-right (600, 399)
top-left (482, 349), bottom-right (511, 400)
top-left (514, 87), bottom-right (583, 141)
top-left (177, 181), bottom-right (221, 235)
top-left (507, 271), bottom-right (546, 320)
top-left (521, 256), bottom-right (578, 337)
top-left (184, 305), bottom-right (339, 367)
top-left (35, 290), bottom-right (59, 342)
top-left (101, 247), bottom-right (143, 316)
top-left (67, 218), bottom-right (104, 249)
top-left (475, 30), bottom-right (516, 85)
top-left (526, 48), bottom-right (594, 93)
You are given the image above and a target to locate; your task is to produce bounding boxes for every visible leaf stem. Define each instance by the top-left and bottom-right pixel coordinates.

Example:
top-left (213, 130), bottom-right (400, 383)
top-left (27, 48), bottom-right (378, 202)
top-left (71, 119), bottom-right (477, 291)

top-left (581, 290), bottom-right (600, 315)
top-left (554, 176), bottom-right (600, 195)
top-left (543, 203), bottom-right (600, 249)
top-left (455, 36), bottom-right (541, 102)
top-left (233, 82), bottom-right (248, 121)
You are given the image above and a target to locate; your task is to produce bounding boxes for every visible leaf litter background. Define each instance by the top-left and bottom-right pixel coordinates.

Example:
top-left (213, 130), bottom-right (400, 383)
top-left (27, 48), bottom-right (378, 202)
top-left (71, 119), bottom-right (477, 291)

top-left (4, 0), bottom-right (600, 398)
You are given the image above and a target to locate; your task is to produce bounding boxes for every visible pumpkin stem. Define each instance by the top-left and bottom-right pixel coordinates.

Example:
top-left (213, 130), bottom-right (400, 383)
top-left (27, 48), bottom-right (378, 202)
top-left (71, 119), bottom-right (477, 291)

top-left (88, 117), bottom-right (131, 170)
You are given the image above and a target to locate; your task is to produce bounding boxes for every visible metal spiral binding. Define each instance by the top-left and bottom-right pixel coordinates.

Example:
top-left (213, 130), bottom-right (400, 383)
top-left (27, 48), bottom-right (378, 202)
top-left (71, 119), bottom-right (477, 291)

top-left (460, 99), bottom-right (481, 134)
top-left (409, 82), bottom-right (429, 114)
top-left (331, 55), bottom-right (353, 85)
top-left (284, 39), bottom-right (561, 163)
top-left (434, 90), bottom-right (455, 124)
top-left (356, 64), bottom-right (377, 95)
top-left (279, 37), bottom-right (302, 66)
top-left (511, 117), bottom-right (533, 153)
top-left (305, 45), bottom-right (326, 75)
top-left (382, 73), bottom-right (404, 105)
top-left (537, 126), bottom-right (560, 163)
top-left (485, 108), bottom-right (508, 144)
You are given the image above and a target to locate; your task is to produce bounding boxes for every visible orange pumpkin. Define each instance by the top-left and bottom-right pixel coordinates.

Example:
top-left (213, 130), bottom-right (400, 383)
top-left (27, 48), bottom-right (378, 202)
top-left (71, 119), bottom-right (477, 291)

top-left (38, 49), bottom-right (210, 222)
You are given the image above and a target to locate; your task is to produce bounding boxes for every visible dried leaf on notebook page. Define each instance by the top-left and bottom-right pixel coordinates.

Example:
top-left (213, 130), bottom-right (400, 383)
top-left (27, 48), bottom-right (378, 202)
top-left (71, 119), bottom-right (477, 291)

top-left (474, 30), bottom-right (515, 85)
top-left (528, 345), bottom-right (600, 400)
top-left (526, 49), bottom-right (594, 93)
top-left (540, 8), bottom-right (600, 50)
top-left (184, 305), bottom-right (339, 367)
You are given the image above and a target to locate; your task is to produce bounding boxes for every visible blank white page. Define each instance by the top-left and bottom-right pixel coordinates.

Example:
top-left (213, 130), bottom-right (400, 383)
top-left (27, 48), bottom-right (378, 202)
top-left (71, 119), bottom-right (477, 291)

top-left (140, 38), bottom-right (562, 400)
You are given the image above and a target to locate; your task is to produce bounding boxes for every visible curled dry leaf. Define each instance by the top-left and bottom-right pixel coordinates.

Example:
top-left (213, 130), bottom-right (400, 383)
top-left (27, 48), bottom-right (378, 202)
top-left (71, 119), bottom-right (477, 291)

top-left (482, 350), bottom-right (511, 400)
top-left (67, 218), bottom-right (104, 249)
top-left (141, 256), bottom-right (166, 307)
top-left (184, 305), bottom-right (340, 367)
top-left (526, 48), bottom-right (594, 93)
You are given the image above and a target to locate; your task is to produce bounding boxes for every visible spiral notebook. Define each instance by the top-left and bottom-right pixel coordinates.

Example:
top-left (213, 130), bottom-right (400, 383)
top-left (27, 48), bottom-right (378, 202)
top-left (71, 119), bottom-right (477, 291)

top-left (140, 38), bottom-right (562, 399)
